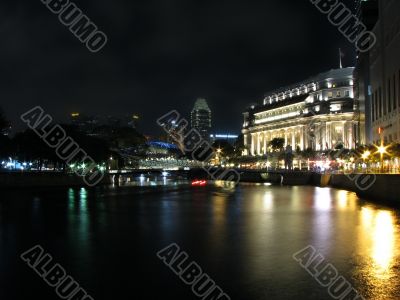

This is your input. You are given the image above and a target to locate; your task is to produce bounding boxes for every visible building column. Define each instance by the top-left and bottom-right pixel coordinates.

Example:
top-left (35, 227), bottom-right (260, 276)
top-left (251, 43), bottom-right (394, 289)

top-left (325, 122), bottom-right (331, 150)
top-left (251, 133), bottom-right (255, 156)
top-left (342, 122), bottom-right (346, 148)
top-left (243, 134), bottom-right (248, 155)
top-left (285, 132), bottom-right (288, 147)
top-left (263, 132), bottom-right (267, 155)
top-left (291, 129), bottom-right (295, 148)
top-left (300, 126), bottom-right (305, 150)
top-left (257, 133), bottom-right (261, 155)
top-left (348, 122), bottom-right (354, 149)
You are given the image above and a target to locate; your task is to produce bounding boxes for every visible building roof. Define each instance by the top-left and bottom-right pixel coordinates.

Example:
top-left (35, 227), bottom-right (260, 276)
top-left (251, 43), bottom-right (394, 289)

top-left (192, 98), bottom-right (211, 112)
top-left (265, 67), bottom-right (354, 96)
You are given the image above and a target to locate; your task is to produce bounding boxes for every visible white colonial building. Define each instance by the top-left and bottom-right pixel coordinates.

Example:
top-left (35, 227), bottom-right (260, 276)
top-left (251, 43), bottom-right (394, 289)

top-left (242, 67), bottom-right (363, 156)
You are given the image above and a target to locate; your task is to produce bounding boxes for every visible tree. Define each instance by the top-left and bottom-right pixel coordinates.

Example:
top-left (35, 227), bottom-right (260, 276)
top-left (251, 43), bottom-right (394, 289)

top-left (233, 134), bottom-right (246, 157)
top-left (268, 138), bottom-right (285, 152)
top-left (212, 140), bottom-right (235, 157)
top-left (301, 148), bottom-right (317, 159)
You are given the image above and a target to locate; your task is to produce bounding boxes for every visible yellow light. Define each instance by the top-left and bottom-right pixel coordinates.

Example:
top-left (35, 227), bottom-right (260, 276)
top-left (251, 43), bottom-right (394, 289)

top-left (362, 151), bottom-right (371, 160)
top-left (217, 148), bottom-right (222, 154)
top-left (372, 211), bottom-right (395, 273)
top-left (378, 146), bottom-right (387, 155)
top-left (71, 113), bottom-right (80, 117)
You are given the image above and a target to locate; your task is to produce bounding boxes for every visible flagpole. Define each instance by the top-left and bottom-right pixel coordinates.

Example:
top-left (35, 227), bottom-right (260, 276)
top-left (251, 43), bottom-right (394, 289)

top-left (339, 48), bottom-right (343, 69)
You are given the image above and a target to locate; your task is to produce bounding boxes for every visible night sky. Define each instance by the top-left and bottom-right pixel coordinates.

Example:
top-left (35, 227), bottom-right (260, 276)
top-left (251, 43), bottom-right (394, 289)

top-left (1, 0), bottom-right (356, 136)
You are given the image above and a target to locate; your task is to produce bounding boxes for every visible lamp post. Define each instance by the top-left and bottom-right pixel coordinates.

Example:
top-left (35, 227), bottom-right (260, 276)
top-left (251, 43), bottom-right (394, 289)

top-left (361, 151), bottom-right (371, 173)
top-left (377, 144), bottom-right (387, 173)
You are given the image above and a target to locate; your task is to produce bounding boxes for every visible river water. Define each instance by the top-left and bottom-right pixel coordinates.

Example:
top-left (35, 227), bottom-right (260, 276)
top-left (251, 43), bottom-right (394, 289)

top-left (1, 182), bottom-right (400, 299)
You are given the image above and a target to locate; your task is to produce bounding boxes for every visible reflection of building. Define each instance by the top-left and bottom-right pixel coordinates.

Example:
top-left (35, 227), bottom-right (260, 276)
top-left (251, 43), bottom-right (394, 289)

top-left (242, 68), bottom-right (360, 156)
top-left (191, 98), bottom-right (212, 141)
top-left (369, 0), bottom-right (400, 144)
top-left (354, 0), bottom-right (379, 144)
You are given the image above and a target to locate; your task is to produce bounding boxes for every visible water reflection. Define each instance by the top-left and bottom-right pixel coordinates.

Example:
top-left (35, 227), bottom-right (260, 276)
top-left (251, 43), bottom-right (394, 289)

top-left (372, 211), bottom-right (395, 274)
top-left (3, 184), bottom-right (400, 300)
top-left (314, 187), bottom-right (332, 211)
top-left (263, 191), bottom-right (274, 211)
top-left (360, 207), bottom-right (396, 275)
top-left (67, 188), bottom-right (91, 257)
top-left (358, 206), bottom-right (400, 299)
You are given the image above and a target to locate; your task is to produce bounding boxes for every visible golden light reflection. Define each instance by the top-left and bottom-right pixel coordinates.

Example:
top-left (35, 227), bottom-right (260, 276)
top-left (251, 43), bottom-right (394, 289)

top-left (337, 190), bottom-right (348, 209)
top-left (314, 188), bottom-right (332, 211)
top-left (372, 211), bottom-right (395, 274)
top-left (360, 207), bottom-right (397, 280)
top-left (263, 191), bottom-right (274, 211)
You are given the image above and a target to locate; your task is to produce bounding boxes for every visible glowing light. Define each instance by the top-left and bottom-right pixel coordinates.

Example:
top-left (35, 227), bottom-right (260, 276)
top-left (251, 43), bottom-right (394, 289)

top-left (314, 188), bottom-right (332, 211)
top-left (378, 145), bottom-right (387, 155)
top-left (191, 180), bottom-right (207, 186)
top-left (337, 190), bottom-right (348, 209)
top-left (362, 151), bottom-right (371, 160)
top-left (372, 211), bottom-right (395, 273)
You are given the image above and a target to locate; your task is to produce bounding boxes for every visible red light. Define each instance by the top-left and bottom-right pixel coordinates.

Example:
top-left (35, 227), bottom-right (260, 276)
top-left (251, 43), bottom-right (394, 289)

top-left (191, 180), bottom-right (207, 186)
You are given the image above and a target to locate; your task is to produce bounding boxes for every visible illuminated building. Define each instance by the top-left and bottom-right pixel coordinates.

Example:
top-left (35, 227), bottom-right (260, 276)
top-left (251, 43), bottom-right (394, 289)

top-left (209, 134), bottom-right (239, 145)
top-left (242, 67), bottom-right (360, 156)
top-left (369, 0), bottom-right (400, 144)
top-left (191, 98), bottom-right (212, 141)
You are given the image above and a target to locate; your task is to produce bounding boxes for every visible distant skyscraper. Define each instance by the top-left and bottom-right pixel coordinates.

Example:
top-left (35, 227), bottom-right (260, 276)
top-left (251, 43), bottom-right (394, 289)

top-left (191, 98), bottom-right (212, 141)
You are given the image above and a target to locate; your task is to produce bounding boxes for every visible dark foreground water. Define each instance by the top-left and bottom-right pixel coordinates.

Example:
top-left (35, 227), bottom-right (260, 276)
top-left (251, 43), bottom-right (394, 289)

top-left (1, 182), bottom-right (400, 300)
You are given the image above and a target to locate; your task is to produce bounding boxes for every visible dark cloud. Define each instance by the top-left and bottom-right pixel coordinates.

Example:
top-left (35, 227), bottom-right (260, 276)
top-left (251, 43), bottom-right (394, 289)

top-left (1, 0), bottom-right (356, 135)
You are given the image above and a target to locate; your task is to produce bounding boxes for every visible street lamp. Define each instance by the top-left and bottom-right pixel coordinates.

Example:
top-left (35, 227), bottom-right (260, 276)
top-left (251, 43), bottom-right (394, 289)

top-left (361, 151), bottom-right (371, 160)
top-left (361, 151), bottom-right (371, 173)
top-left (376, 144), bottom-right (388, 173)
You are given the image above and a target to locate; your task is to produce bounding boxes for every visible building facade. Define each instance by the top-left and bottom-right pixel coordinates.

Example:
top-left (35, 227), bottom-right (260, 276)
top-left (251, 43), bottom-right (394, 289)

top-left (191, 98), bottom-right (212, 141)
top-left (369, 0), bottom-right (400, 144)
top-left (242, 68), bottom-right (361, 156)
top-left (354, 0), bottom-right (379, 144)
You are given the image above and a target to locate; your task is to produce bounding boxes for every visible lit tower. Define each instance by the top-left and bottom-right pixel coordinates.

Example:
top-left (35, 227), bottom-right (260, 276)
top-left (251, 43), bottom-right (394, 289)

top-left (191, 98), bottom-right (212, 141)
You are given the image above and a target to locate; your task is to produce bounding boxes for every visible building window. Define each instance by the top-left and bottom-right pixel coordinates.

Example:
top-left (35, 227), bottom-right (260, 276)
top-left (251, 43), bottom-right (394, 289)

top-left (336, 91), bottom-right (341, 98)
top-left (345, 90), bottom-right (350, 97)
top-left (328, 92), bottom-right (333, 99)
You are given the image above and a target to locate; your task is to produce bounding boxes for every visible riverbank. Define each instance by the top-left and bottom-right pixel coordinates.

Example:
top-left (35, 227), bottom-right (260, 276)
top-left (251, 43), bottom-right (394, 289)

top-left (315, 173), bottom-right (400, 206)
top-left (0, 172), bottom-right (111, 188)
top-left (239, 170), bottom-right (400, 206)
